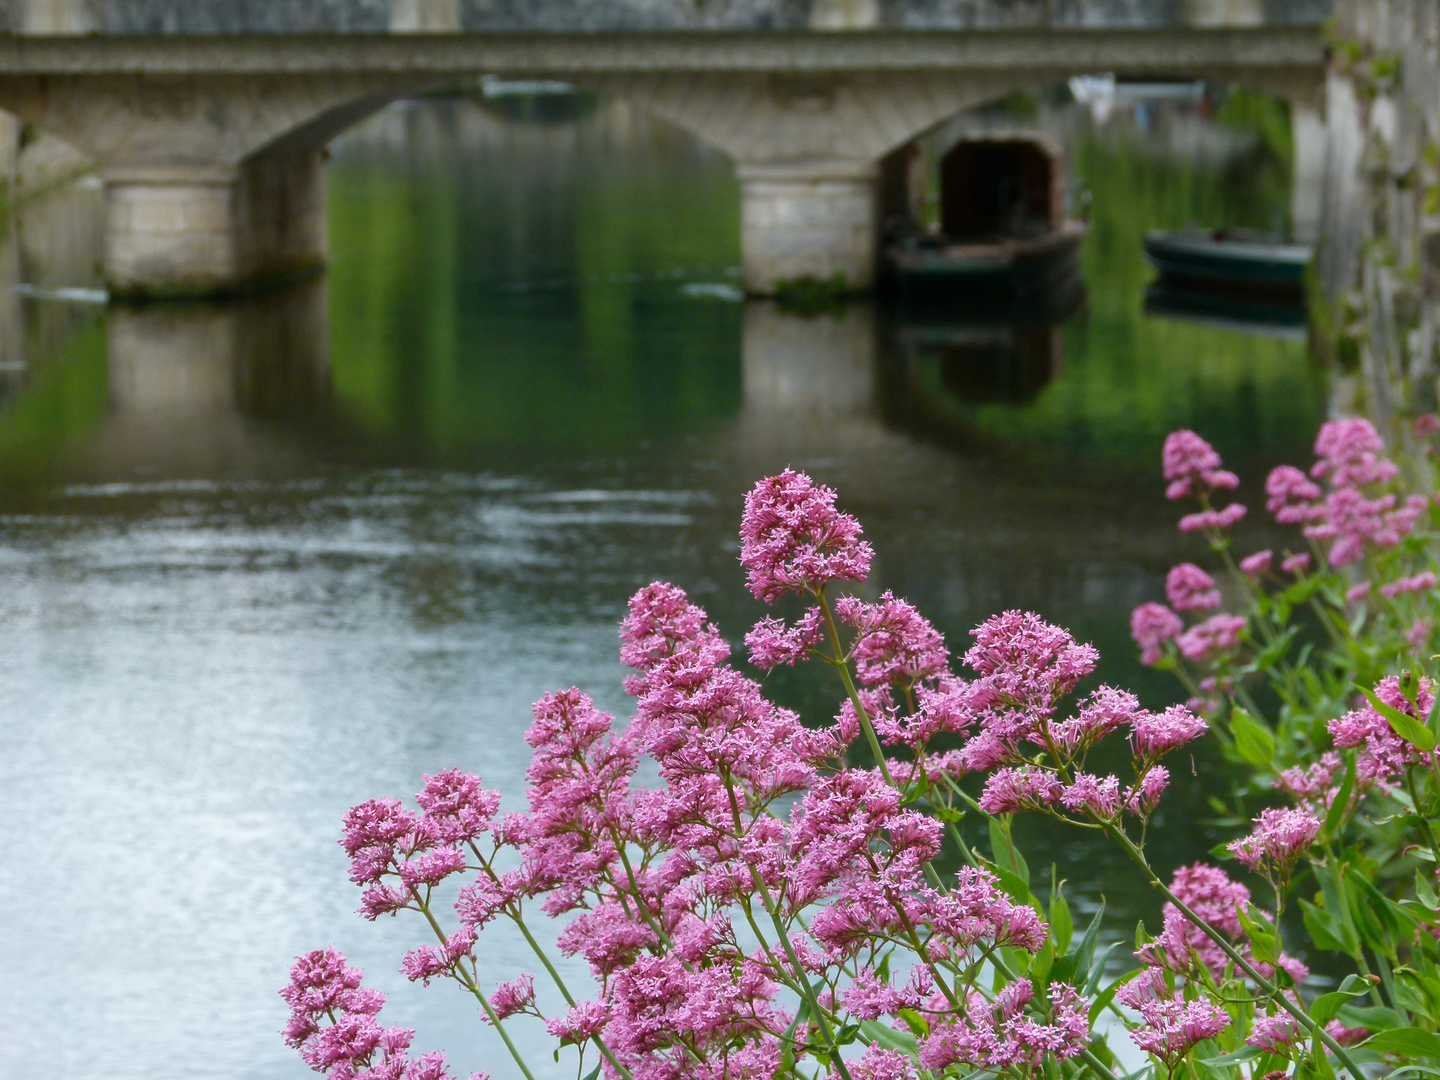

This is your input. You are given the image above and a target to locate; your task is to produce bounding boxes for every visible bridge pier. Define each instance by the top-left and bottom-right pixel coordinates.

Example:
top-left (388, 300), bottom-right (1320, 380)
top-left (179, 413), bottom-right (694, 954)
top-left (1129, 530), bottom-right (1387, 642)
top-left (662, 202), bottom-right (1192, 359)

top-left (103, 147), bottom-right (327, 299)
top-left (738, 161), bottom-right (878, 293)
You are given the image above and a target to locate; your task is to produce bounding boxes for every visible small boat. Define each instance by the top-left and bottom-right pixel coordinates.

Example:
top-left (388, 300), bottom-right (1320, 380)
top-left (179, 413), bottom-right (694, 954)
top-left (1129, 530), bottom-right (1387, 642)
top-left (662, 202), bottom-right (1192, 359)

top-left (1143, 230), bottom-right (1310, 299)
top-left (882, 134), bottom-right (1087, 310)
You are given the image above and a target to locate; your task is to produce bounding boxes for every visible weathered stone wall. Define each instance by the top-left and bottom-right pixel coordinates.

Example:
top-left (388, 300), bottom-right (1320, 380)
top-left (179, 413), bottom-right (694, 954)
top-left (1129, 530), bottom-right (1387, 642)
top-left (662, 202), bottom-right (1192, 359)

top-left (1318, 0), bottom-right (1440, 452)
top-left (0, 0), bottom-right (1328, 32)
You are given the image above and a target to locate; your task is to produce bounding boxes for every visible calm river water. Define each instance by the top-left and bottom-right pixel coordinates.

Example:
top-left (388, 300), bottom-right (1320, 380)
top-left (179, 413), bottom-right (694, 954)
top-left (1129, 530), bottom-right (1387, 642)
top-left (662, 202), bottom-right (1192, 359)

top-left (0, 91), bottom-right (1324, 1079)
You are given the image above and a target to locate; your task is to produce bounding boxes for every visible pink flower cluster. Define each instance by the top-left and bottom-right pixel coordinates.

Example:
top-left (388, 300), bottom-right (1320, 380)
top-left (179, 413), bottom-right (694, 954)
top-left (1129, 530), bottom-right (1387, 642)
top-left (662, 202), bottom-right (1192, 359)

top-left (1265, 419), bottom-right (1424, 567)
top-left (739, 469), bottom-right (873, 602)
top-left (288, 470), bottom-right (1280, 1080)
top-left (281, 948), bottom-right (470, 1080)
top-left (1133, 433), bottom-right (1256, 675)
top-left (1329, 674), bottom-right (1438, 784)
top-left (1227, 807), bottom-right (1321, 881)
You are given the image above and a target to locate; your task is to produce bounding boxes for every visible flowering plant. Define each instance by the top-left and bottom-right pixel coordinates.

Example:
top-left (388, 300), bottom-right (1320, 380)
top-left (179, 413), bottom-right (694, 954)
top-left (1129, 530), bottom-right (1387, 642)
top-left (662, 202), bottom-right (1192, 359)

top-left (1129, 420), bottom-right (1440, 1072)
top-left (285, 467), bottom-right (1438, 1080)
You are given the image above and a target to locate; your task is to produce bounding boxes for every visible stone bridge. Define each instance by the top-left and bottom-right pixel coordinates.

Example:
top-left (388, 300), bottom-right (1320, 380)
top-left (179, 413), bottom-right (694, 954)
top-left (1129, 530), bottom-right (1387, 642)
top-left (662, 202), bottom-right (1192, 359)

top-left (0, 0), bottom-right (1328, 296)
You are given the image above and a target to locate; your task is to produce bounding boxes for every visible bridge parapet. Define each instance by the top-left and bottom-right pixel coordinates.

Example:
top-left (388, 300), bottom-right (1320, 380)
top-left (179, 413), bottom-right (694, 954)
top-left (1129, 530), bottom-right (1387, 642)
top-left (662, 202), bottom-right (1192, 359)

top-left (2, 0), bottom-right (1329, 34)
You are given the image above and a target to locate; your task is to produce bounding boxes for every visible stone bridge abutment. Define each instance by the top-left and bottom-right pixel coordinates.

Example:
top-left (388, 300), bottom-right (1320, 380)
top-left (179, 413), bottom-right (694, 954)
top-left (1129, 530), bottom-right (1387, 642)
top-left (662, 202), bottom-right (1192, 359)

top-left (0, 29), bottom-right (1325, 297)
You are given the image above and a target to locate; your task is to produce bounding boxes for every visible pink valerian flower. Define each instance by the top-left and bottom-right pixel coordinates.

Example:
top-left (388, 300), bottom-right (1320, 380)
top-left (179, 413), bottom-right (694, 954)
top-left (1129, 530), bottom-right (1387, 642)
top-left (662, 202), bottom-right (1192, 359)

top-left (978, 767), bottom-right (1063, 814)
top-left (841, 965), bottom-right (934, 1020)
top-left (1169, 863), bottom-right (1250, 939)
top-left (1166, 564), bottom-right (1222, 612)
top-left (739, 470), bottom-right (873, 602)
top-left (1280, 552), bottom-right (1311, 575)
top-left (619, 582), bottom-right (729, 696)
top-left (1179, 503), bottom-right (1247, 533)
top-left (1228, 807), bottom-right (1321, 879)
top-left (1163, 430), bottom-right (1239, 499)
top-left (1276, 752), bottom-right (1342, 806)
top-left (1325, 1021), bottom-right (1370, 1046)
top-left (1176, 613), bottom-right (1247, 662)
top-left (599, 954), bottom-right (788, 1066)
top-left (919, 982), bottom-right (1090, 1071)
top-left (965, 610), bottom-right (1099, 717)
top-left (853, 1045), bottom-right (918, 1080)
top-left (1380, 571), bottom-right (1438, 599)
top-left (1061, 772), bottom-right (1122, 818)
top-left (1129, 705), bottom-right (1208, 764)
top-left (1329, 674), bottom-right (1438, 782)
top-left (281, 948), bottom-right (457, 1080)
top-left (1407, 618), bottom-right (1434, 650)
top-left (488, 975), bottom-right (536, 1021)
top-left (1051, 685), bottom-right (1144, 753)
top-left (1248, 1012), bottom-right (1304, 1054)
top-left (546, 1000), bottom-right (610, 1044)
top-left (1304, 489), bottom-right (1426, 566)
top-left (1126, 766), bottom-right (1170, 815)
top-left (521, 688), bottom-right (639, 914)
top-left (402, 924), bottom-right (477, 985)
top-left (745, 607), bottom-right (825, 671)
top-left (1417, 413), bottom-right (1440, 437)
top-left (1239, 550), bottom-right (1273, 578)
top-left (1132, 602), bottom-right (1184, 666)
top-left (1346, 580), bottom-right (1373, 602)
top-left (1312, 418), bottom-right (1399, 488)
top-left (415, 769), bottom-right (501, 846)
top-left (1129, 996), bottom-right (1229, 1067)
top-left (1266, 465), bottom-right (1324, 523)
top-left (835, 591), bottom-right (950, 688)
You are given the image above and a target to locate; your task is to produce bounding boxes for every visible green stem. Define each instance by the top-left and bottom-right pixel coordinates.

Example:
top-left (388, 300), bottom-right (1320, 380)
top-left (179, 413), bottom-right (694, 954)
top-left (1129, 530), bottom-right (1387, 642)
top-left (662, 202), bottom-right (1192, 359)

top-left (413, 894), bottom-right (538, 1080)
top-left (1404, 770), bottom-right (1440, 870)
top-left (816, 588), bottom-right (893, 786)
top-left (1101, 825), bottom-right (1367, 1080)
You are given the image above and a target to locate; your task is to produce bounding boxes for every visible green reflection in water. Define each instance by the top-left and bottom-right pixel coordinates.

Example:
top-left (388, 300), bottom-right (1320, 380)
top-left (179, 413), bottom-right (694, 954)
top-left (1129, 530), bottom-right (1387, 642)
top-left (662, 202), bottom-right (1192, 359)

top-left (0, 315), bottom-right (107, 484)
top-left (325, 99), bottom-right (743, 457)
top-left (900, 115), bottom-right (1323, 476)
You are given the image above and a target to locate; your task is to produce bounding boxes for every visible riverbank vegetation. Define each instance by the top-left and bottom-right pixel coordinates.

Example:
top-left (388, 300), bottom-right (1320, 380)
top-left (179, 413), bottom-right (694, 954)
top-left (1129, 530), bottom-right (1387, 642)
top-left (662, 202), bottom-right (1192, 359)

top-left (283, 429), bottom-right (1440, 1080)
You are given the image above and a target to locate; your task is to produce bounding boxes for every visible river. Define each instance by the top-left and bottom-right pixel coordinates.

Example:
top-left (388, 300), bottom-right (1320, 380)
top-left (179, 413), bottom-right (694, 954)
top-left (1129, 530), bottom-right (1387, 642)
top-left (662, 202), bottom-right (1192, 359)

top-left (0, 87), bottom-right (1323, 1079)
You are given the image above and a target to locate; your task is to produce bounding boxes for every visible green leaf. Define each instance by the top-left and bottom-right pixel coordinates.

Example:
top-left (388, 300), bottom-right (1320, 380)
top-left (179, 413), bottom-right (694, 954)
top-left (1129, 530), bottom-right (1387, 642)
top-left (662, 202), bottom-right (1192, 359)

top-left (1302, 898), bottom-right (1353, 953)
top-left (1418, 871), bottom-right (1440, 910)
top-left (1312, 975), bottom-right (1372, 1024)
top-left (1031, 938), bottom-right (1055, 990)
top-left (1230, 707), bottom-right (1277, 766)
top-left (992, 863), bottom-right (1032, 903)
top-left (989, 818), bottom-right (1030, 886)
top-left (1088, 968), bottom-right (1139, 1026)
top-left (1084, 941), bottom-right (1123, 997)
top-left (1238, 903), bottom-right (1279, 964)
top-left (1199, 1046), bottom-right (1266, 1066)
top-left (859, 1019), bottom-right (917, 1054)
top-left (896, 1008), bottom-right (929, 1038)
top-left (1049, 883), bottom-right (1073, 955)
top-left (1323, 754), bottom-right (1356, 838)
top-left (1362, 1028), bottom-right (1440, 1058)
top-left (1357, 685), bottom-right (1437, 751)
top-left (1338, 1004), bottom-right (1407, 1031)
top-left (1251, 626), bottom-right (1299, 673)
top-left (580, 1065), bottom-right (602, 1080)
top-left (1346, 865), bottom-right (1401, 957)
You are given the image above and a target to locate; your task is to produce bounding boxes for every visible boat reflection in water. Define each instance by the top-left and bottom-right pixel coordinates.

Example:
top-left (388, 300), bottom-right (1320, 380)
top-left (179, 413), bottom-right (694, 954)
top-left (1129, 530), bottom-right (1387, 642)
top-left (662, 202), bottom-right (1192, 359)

top-left (1143, 281), bottom-right (1308, 341)
top-left (879, 274), bottom-right (1086, 443)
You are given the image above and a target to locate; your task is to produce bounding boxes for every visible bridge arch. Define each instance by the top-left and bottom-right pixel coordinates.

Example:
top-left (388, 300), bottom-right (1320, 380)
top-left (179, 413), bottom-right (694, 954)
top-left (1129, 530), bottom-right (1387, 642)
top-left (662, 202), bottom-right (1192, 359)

top-left (0, 27), bottom-right (1326, 296)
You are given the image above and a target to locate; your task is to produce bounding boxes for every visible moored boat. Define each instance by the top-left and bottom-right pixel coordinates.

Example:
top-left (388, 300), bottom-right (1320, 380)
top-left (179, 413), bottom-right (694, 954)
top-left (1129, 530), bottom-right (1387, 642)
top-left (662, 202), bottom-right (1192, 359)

top-left (882, 133), bottom-right (1087, 308)
top-left (1142, 230), bottom-right (1310, 298)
